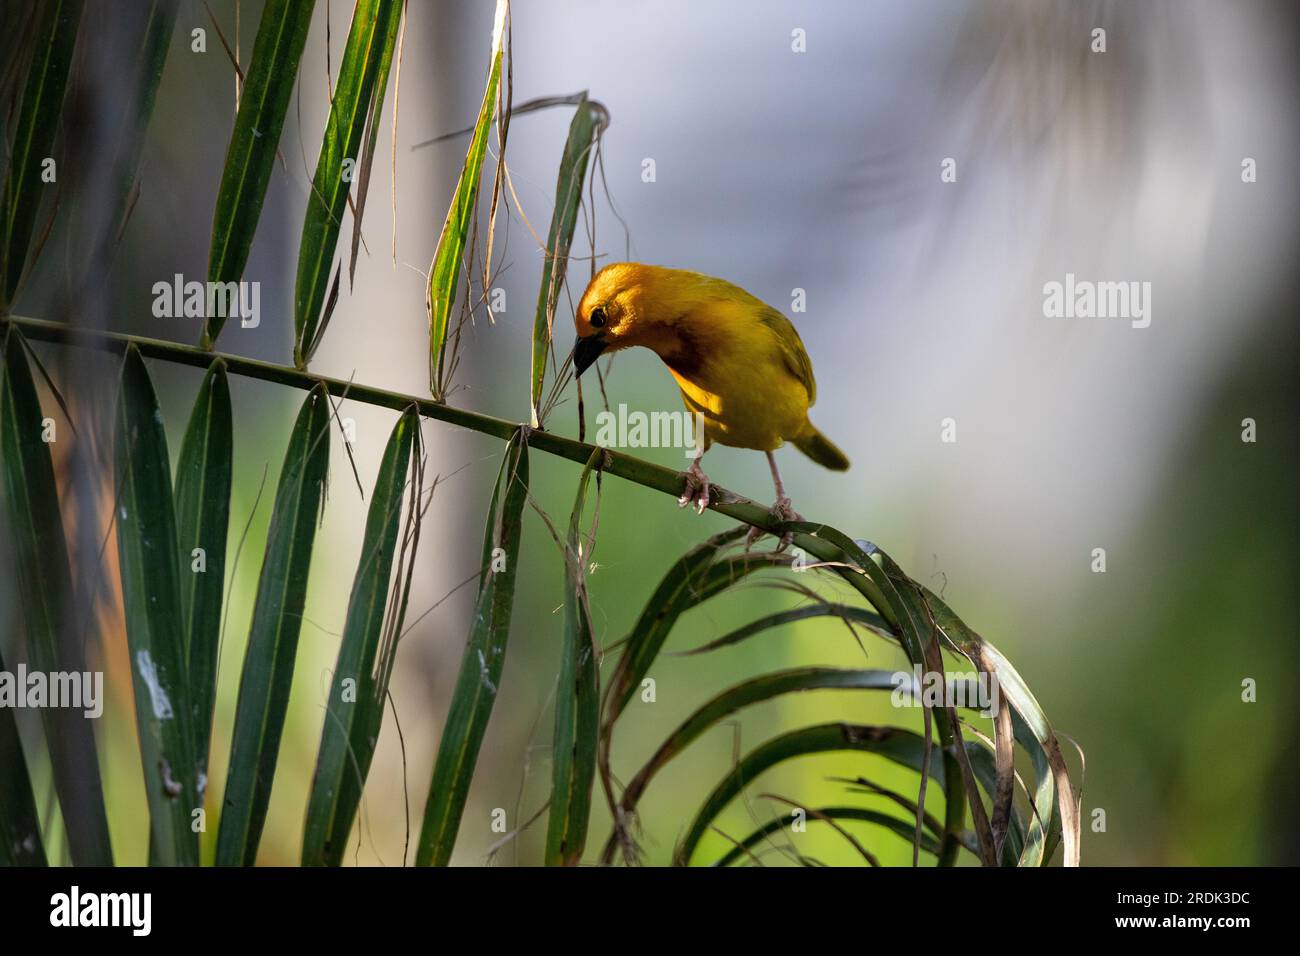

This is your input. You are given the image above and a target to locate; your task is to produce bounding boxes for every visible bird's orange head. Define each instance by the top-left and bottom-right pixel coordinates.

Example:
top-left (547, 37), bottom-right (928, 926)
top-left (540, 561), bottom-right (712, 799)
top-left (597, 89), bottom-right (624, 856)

top-left (571, 262), bottom-right (695, 375)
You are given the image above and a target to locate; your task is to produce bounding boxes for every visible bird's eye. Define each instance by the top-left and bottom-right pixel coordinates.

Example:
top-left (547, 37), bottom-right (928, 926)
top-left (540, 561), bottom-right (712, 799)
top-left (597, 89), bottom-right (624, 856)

top-left (589, 307), bottom-right (607, 329)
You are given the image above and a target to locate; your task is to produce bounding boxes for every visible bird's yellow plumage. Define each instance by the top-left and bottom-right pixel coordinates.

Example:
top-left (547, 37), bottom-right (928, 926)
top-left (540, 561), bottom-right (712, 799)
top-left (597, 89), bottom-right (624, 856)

top-left (571, 262), bottom-right (847, 539)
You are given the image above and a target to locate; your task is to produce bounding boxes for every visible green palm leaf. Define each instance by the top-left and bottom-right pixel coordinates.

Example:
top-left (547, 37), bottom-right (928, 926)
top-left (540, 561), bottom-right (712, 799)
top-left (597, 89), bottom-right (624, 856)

top-left (114, 345), bottom-right (200, 866)
top-left (676, 723), bottom-right (944, 866)
top-left (0, 0), bottom-right (83, 306)
top-left (544, 450), bottom-right (601, 865)
top-left (620, 668), bottom-right (905, 817)
top-left (602, 529), bottom-right (783, 726)
top-left (416, 425), bottom-right (528, 866)
top-left (0, 327), bottom-right (112, 865)
top-left (426, 0), bottom-right (507, 399)
top-left (294, 0), bottom-right (403, 367)
top-left (0, 647), bottom-right (46, 865)
top-left (216, 384), bottom-right (331, 865)
top-left (203, 0), bottom-right (317, 347)
top-left (302, 406), bottom-right (420, 866)
top-left (174, 359), bottom-right (232, 776)
top-left (529, 95), bottom-right (603, 426)
top-left (714, 806), bottom-right (944, 867)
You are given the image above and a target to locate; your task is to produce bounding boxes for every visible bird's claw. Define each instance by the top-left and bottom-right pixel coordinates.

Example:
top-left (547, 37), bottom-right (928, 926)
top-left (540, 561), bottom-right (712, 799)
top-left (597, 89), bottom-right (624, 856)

top-left (678, 462), bottom-right (711, 516)
top-left (746, 496), bottom-right (803, 552)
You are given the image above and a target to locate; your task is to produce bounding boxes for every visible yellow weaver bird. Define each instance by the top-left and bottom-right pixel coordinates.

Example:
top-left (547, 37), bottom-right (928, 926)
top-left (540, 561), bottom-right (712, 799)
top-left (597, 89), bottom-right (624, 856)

top-left (572, 262), bottom-right (849, 546)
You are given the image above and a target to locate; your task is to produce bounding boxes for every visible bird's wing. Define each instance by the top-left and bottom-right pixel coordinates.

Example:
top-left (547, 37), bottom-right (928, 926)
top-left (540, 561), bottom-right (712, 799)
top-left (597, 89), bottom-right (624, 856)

top-left (757, 306), bottom-right (817, 404)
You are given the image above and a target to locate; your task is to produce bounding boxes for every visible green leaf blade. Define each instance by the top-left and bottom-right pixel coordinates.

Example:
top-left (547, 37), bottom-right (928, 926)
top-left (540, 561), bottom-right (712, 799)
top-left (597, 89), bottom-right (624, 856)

top-left (302, 406), bottom-right (418, 866)
top-left (676, 723), bottom-right (944, 866)
top-left (544, 452), bottom-right (601, 865)
top-left (106, 0), bottom-right (180, 244)
top-left (294, 0), bottom-right (403, 367)
top-left (0, 0), bottom-right (84, 306)
top-left (114, 345), bottom-right (200, 866)
top-left (713, 807), bottom-right (942, 867)
top-left (919, 583), bottom-right (1076, 866)
top-left (682, 602), bottom-right (893, 655)
top-left (0, 645), bottom-right (46, 865)
top-left (0, 328), bottom-right (113, 865)
top-left (174, 359), bottom-right (233, 776)
top-left (964, 739), bottom-right (1027, 867)
top-left (530, 95), bottom-right (600, 426)
top-left (603, 529), bottom-right (770, 725)
top-left (426, 0), bottom-right (507, 399)
top-left (622, 668), bottom-right (905, 819)
top-left (347, 0), bottom-right (404, 284)
top-left (416, 426), bottom-right (529, 866)
top-left (204, 0), bottom-right (318, 347)
top-left (216, 383), bottom-right (331, 866)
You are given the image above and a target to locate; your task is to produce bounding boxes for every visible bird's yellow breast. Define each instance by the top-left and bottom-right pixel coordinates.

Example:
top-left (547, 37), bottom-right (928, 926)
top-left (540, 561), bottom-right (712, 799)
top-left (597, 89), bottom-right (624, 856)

top-left (661, 299), bottom-right (812, 452)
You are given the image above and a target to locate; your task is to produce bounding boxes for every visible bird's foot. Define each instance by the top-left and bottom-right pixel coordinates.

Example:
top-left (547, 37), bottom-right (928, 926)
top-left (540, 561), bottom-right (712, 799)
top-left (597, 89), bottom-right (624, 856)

top-left (746, 496), bottom-right (803, 552)
top-left (678, 460), bottom-right (712, 515)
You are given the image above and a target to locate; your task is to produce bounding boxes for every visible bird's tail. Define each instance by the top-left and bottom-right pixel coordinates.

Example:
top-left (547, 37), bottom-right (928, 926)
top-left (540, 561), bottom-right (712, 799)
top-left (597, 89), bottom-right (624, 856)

top-left (793, 423), bottom-right (850, 471)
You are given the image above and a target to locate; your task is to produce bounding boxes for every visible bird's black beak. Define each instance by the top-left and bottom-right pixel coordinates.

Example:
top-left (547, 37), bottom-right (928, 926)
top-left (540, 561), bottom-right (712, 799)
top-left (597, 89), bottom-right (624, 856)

top-left (573, 334), bottom-right (609, 377)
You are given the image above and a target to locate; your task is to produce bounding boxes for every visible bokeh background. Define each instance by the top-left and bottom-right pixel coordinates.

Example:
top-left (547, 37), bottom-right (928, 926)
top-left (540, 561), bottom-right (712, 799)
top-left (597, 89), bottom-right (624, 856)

top-left (4, 0), bottom-right (1297, 866)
